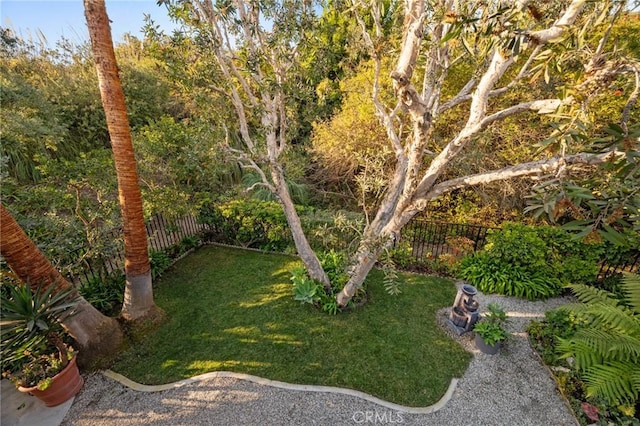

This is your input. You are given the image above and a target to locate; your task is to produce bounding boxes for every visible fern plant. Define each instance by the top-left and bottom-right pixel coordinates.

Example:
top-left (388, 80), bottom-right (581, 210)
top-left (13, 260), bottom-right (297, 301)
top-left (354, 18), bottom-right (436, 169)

top-left (557, 273), bottom-right (640, 406)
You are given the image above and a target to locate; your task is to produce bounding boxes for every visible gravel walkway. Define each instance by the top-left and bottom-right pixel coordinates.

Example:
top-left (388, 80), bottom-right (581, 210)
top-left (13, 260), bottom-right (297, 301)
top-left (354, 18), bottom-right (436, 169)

top-left (61, 283), bottom-right (578, 425)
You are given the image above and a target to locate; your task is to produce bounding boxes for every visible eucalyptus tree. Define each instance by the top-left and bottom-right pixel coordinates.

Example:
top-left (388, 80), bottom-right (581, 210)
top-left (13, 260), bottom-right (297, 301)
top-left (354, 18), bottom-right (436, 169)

top-left (160, 0), bottom-right (331, 287)
top-left (158, 0), bottom-right (637, 307)
top-left (335, 0), bottom-right (639, 305)
top-left (84, 0), bottom-right (158, 320)
top-left (0, 204), bottom-right (123, 362)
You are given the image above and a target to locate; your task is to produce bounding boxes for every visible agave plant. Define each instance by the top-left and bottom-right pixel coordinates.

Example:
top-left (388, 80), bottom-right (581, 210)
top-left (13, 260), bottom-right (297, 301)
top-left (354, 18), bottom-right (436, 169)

top-left (0, 281), bottom-right (79, 388)
top-left (557, 273), bottom-right (640, 405)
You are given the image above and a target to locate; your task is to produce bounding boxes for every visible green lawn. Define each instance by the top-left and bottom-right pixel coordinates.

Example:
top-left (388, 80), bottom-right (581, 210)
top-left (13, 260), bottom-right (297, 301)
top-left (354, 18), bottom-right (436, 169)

top-left (112, 245), bottom-right (471, 406)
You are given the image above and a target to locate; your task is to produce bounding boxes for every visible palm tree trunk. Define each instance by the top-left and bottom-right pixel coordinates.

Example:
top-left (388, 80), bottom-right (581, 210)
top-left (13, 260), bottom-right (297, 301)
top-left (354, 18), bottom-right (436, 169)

top-left (84, 0), bottom-right (157, 320)
top-left (0, 204), bottom-right (123, 365)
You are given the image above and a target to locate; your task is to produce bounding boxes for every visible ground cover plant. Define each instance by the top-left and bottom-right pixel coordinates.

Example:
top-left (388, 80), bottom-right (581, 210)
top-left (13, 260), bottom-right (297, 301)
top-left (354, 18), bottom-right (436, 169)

top-left (459, 223), bottom-right (603, 300)
top-left (528, 273), bottom-right (640, 425)
top-left (112, 245), bottom-right (471, 406)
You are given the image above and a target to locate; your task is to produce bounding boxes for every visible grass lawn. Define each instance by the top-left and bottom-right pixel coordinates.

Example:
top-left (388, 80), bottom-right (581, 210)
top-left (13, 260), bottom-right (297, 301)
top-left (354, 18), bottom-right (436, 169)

top-left (112, 245), bottom-right (472, 406)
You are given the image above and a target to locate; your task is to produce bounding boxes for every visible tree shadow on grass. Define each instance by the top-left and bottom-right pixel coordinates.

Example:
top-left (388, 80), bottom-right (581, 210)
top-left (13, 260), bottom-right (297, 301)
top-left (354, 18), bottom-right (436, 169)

top-left (112, 245), bottom-right (471, 407)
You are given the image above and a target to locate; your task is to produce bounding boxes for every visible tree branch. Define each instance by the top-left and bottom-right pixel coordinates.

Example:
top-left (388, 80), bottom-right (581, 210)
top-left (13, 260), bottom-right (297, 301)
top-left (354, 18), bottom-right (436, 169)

top-left (622, 65), bottom-right (639, 133)
top-left (528, 0), bottom-right (586, 44)
top-left (417, 150), bottom-right (624, 202)
top-left (478, 97), bottom-right (568, 128)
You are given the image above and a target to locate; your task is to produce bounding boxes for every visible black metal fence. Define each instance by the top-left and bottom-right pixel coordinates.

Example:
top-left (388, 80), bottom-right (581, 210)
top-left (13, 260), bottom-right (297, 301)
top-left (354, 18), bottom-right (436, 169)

top-left (399, 219), bottom-right (638, 280)
top-left (598, 250), bottom-right (640, 279)
top-left (62, 212), bottom-right (637, 287)
top-left (399, 220), bottom-right (497, 258)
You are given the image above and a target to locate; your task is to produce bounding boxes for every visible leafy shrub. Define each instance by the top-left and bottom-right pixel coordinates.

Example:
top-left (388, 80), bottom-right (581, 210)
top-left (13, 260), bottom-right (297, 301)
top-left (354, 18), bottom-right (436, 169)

top-left (387, 241), bottom-right (413, 269)
top-left (537, 226), bottom-right (601, 286)
top-left (474, 303), bottom-right (509, 345)
top-left (528, 309), bottom-right (584, 365)
top-left (199, 199), bottom-right (292, 252)
top-left (556, 273), bottom-right (640, 406)
top-left (460, 251), bottom-right (561, 300)
top-left (529, 274), bottom-right (640, 424)
top-left (78, 273), bottom-right (125, 316)
top-left (200, 199), bottom-right (366, 255)
top-left (149, 250), bottom-right (172, 279)
top-left (425, 253), bottom-right (461, 277)
top-left (178, 235), bottom-right (201, 253)
top-left (460, 223), bottom-right (601, 300)
top-left (317, 250), bottom-right (349, 290)
top-left (474, 321), bottom-right (508, 346)
top-left (290, 266), bottom-right (321, 304)
top-left (289, 250), bottom-right (366, 315)
top-left (304, 210), bottom-right (364, 253)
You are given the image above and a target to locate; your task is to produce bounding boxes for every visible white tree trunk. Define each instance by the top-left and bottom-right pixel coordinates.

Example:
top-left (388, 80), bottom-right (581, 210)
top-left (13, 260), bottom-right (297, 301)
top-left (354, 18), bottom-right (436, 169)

top-left (270, 159), bottom-right (331, 287)
top-left (337, 0), bottom-right (605, 306)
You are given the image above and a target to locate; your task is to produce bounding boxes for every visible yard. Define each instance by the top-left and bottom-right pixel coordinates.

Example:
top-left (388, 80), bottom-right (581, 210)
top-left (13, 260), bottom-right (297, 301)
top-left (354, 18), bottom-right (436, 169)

top-left (112, 245), bottom-right (471, 407)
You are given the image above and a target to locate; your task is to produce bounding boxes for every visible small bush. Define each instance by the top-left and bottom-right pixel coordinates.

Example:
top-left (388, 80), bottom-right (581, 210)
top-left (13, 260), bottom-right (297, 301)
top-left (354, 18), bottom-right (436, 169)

top-left (529, 274), bottom-right (640, 424)
top-left (527, 309), bottom-right (584, 365)
top-left (289, 250), bottom-right (367, 314)
top-left (199, 199), bottom-right (293, 251)
top-left (290, 265), bottom-right (321, 304)
top-left (200, 199), bottom-right (366, 255)
top-left (149, 250), bottom-right (172, 279)
top-left (78, 273), bottom-right (125, 316)
top-left (460, 223), bottom-right (602, 300)
top-left (387, 242), bottom-right (413, 269)
top-left (317, 250), bottom-right (349, 290)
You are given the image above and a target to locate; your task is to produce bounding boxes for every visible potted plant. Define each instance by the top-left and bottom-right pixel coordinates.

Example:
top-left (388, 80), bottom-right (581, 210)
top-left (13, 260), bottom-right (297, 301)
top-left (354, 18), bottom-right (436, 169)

top-left (1, 281), bottom-right (84, 407)
top-left (474, 303), bottom-right (509, 355)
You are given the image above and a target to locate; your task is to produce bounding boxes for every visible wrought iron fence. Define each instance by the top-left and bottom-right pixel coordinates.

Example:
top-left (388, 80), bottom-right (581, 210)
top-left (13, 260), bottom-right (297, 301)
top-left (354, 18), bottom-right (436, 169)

top-left (399, 220), bottom-right (498, 259)
top-left (598, 250), bottom-right (640, 279)
top-left (61, 212), bottom-right (638, 287)
top-left (399, 219), bottom-right (638, 281)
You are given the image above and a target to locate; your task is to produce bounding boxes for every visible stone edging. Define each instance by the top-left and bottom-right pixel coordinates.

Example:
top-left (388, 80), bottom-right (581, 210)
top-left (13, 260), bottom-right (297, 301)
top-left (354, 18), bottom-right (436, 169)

top-left (102, 370), bottom-right (458, 415)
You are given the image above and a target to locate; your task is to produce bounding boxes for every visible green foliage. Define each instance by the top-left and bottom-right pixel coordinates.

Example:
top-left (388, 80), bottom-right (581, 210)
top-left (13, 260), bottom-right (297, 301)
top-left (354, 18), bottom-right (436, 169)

top-left (526, 122), bottom-right (640, 242)
top-left (177, 235), bottom-right (201, 254)
top-left (112, 245), bottom-right (471, 407)
top-left (290, 265), bottom-right (321, 304)
top-left (289, 249), bottom-right (366, 314)
top-left (200, 199), bottom-right (293, 252)
top-left (380, 258), bottom-right (402, 296)
top-left (306, 210), bottom-right (364, 253)
top-left (460, 251), bottom-right (561, 300)
top-left (557, 273), bottom-right (640, 405)
top-left (0, 282), bottom-right (78, 388)
top-left (474, 303), bottom-right (509, 346)
top-left (460, 223), bottom-right (602, 300)
top-left (200, 199), bottom-right (365, 255)
top-left (242, 172), bottom-right (310, 206)
top-left (529, 306), bottom-right (639, 424)
top-left (474, 321), bottom-right (509, 346)
top-left (485, 303), bottom-right (507, 323)
top-left (528, 309), bottom-right (584, 365)
top-left (380, 244), bottom-right (408, 295)
top-left (133, 116), bottom-right (234, 211)
top-left (79, 273), bottom-right (125, 316)
top-left (149, 250), bottom-right (172, 280)
top-left (387, 241), bottom-right (413, 269)
top-left (316, 250), bottom-right (349, 290)
top-left (423, 253), bottom-right (463, 278)
top-left (310, 59), bottom-right (394, 196)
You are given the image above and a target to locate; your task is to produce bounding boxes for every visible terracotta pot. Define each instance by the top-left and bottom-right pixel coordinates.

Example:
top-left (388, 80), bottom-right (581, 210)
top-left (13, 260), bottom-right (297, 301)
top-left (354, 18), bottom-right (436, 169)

top-left (18, 356), bottom-right (83, 407)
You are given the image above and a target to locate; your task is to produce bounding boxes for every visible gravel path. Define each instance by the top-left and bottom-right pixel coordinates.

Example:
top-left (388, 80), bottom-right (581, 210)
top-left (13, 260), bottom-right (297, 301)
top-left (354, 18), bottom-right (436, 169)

top-left (61, 283), bottom-right (578, 425)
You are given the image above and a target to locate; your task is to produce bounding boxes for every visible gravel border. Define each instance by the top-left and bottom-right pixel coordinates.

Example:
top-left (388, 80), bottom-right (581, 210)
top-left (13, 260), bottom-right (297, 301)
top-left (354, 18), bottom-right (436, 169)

top-left (61, 282), bottom-right (578, 425)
